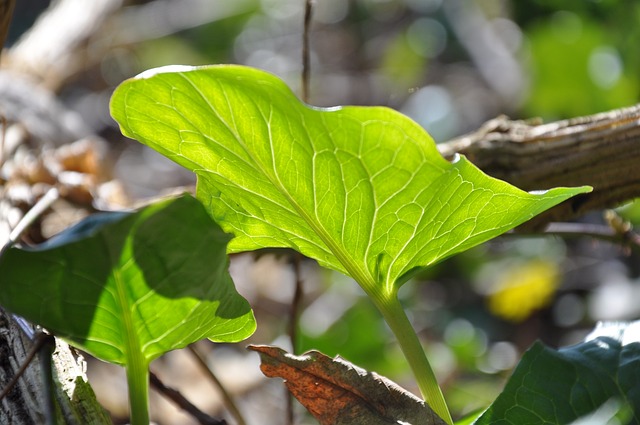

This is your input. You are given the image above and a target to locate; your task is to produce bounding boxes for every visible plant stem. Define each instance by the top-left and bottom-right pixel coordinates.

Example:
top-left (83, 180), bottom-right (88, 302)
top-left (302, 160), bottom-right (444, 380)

top-left (126, 358), bottom-right (150, 425)
top-left (371, 292), bottom-right (453, 425)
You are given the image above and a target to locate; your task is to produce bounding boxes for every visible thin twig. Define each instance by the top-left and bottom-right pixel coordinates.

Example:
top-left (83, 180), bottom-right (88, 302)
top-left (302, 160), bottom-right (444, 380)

top-left (286, 2), bottom-right (313, 422)
top-left (11, 314), bottom-right (36, 341)
top-left (0, 0), bottom-right (16, 49)
top-left (0, 114), bottom-right (6, 166)
top-left (38, 334), bottom-right (57, 425)
top-left (187, 345), bottom-right (246, 425)
top-left (549, 223), bottom-right (640, 248)
top-left (512, 221), bottom-right (640, 250)
top-left (288, 253), bottom-right (305, 355)
top-left (301, 0), bottom-right (313, 103)
top-left (149, 369), bottom-right (226, 425)
top-left (286, 378), bottom-right (295, 425)
top-left (285, 252), bottom-right (305, 425)
top-left (0, 332), bottom-right (54, 402)
top-left (0, 187), bottom-right (59, 257)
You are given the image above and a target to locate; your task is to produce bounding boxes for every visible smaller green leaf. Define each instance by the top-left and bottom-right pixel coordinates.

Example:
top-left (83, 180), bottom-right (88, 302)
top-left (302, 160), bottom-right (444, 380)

top-left (474, 321), bottom-right (640, 425)
top-left (0, 194), bottom-right (256, 366)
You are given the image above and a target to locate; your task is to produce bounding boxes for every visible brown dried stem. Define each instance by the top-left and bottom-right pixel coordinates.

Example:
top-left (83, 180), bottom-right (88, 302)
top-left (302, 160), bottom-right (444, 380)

top-left (149, 369), bottom-right (226, 425)
top-left (301, 0), bottom-right (313, 103)
top-left (186, 345), bottom-right (247, 425)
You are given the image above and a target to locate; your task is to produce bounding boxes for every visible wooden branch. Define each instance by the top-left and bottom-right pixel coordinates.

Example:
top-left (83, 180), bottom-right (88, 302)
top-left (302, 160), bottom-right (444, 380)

top-left (149, 370), bottom-right (226, 425)
top-left (438, 104), bottom-right (640, 229)
top-left (3, 0), bottom-right (122, 90)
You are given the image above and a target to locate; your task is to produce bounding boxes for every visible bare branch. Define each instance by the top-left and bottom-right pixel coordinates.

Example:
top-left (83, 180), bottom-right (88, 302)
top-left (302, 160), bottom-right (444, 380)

top-left (301, 0), bottom-right (313, 103)
top-left (438, 104), bottom-right (640, 229)
top-left (0, 332), bottom-right (53, 402)
top-left (187, 345), bottom-right (247, 425)
top-left (150, 369), bottom-right (226, 425)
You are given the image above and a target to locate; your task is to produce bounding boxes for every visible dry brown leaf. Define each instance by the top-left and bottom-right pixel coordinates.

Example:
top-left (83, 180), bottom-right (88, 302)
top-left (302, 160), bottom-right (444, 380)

top-left (248, 345), bottom-right (447, 425)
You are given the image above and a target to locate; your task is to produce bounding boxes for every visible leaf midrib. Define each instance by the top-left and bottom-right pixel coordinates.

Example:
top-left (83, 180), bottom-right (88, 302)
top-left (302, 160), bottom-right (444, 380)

top-left (181, 73), bottom-right (379, 296)
top-left (112, 259), bottom-right (144, 367)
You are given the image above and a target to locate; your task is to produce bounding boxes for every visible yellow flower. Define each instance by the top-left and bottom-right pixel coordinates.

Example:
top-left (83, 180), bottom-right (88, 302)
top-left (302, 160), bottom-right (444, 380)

top-left (488, 260), bottom-right (560, 322)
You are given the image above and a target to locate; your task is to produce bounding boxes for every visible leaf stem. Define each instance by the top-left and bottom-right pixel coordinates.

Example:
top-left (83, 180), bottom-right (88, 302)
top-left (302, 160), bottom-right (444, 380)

top-left (126, 356), bottom-right (150, 425)
top-left (370, 292), bottom-right (453, 425)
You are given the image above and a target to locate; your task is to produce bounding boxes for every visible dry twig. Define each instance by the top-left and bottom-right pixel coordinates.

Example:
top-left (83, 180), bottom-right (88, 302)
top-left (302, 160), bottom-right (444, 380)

top-left (187, 345), bottom-right (246, 425)
top-left (149, 369), bottom-right (226, 425)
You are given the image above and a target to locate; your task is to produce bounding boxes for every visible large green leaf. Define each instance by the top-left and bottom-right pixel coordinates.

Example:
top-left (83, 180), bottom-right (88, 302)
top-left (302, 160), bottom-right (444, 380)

top-left (474, 321), bottom-right (640, 424)
top-left (0, 194), bottom-right (256, 365)
top-left (110, 65), bottom-right (590, 297)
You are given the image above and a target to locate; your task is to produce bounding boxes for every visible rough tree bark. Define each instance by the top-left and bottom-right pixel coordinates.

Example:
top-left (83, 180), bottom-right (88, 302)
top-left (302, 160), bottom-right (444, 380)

top-left (0, 309), bottom-right (111, 424)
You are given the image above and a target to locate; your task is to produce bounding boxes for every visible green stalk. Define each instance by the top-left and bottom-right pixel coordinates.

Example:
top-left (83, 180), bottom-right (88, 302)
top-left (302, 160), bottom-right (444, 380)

top-left (370, 291), bottom-right (453, 425)
top-left (125, 357), bottom-right (150, 425)
top-left (114, 265), bottom-right (150, 424)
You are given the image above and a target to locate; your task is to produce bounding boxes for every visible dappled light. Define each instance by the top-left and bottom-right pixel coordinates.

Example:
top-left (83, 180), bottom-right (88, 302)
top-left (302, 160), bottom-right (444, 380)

top-left (1, 1), bottom-right (640, 424)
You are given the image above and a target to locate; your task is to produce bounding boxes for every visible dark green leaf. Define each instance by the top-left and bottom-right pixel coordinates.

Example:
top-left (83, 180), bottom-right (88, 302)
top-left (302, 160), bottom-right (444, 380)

top-left (474, 321), bottom-right (640, 424)
top-left (0, 194), bottom-right (256, 365)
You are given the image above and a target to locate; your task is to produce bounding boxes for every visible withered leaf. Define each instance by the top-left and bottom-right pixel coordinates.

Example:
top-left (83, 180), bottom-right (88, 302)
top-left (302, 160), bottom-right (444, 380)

top-left (248, 345), bottom-right (447, 425)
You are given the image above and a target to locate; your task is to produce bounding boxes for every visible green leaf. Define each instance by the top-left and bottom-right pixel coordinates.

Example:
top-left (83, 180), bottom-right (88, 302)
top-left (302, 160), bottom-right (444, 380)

top-left (109, 65), bottom-right (590, 298)
top-left (474, 321), bottom-right (640, 424)
top-left (0, 194), bottom-right (256, 365)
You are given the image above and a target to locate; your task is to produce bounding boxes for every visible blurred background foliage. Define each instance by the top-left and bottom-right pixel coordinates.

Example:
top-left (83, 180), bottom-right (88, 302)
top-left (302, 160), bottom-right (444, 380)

top-left (6, 0), bottom-right (640, 423)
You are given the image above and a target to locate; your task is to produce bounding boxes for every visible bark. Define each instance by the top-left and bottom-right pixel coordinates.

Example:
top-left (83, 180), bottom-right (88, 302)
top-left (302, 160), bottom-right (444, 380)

top-left (0, 309), bottom-right (111, 424)
top-left (438, 104), bottom-right (640, 229)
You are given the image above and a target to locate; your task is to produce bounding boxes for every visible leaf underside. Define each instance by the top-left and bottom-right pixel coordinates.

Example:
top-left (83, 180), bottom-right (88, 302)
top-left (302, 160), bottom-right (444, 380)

top-left (0, 195), bottom-right (256, 365)
top-left (110, 65), bottom-right (590, 295)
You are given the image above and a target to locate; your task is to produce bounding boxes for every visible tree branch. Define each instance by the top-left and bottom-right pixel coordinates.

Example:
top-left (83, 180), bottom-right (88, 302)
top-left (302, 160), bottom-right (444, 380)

top-left (3, 0), bottom-right (122, 90)
top-left (149, 370), bottom-right (226, 425)
top-left (438, 104), bottom-right (640, 229)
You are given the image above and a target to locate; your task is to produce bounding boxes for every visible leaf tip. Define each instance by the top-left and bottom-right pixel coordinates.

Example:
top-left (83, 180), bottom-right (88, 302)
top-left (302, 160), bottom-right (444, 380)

top-left (528, 185), bottom-right (592, 196)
